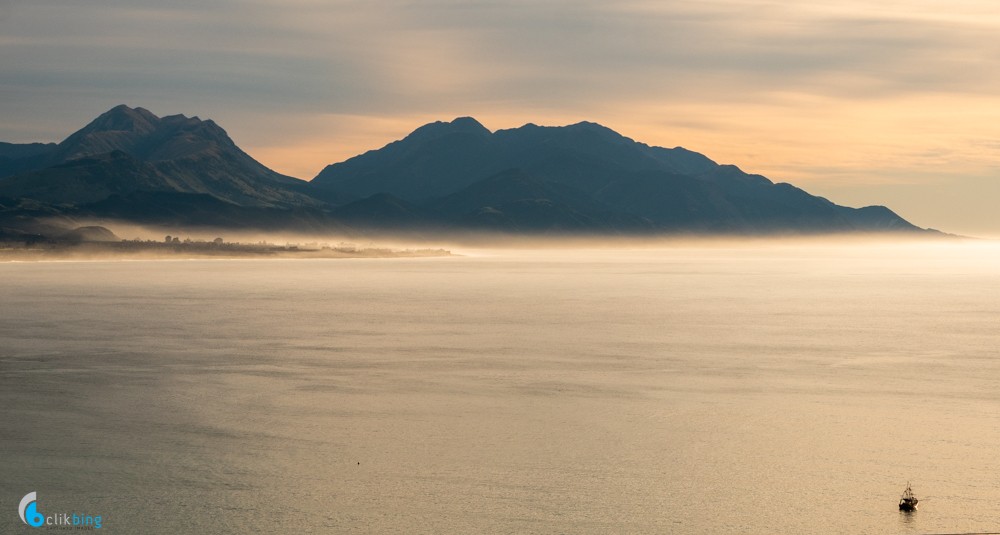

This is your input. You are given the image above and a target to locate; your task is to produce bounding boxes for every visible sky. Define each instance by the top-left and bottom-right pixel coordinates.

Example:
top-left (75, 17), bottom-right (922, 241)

top-left (2, 0), bottom-right (999, 236)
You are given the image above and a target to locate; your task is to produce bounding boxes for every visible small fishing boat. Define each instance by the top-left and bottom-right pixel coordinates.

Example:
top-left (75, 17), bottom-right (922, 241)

top-left (899, 482), bottom-right (918, 511)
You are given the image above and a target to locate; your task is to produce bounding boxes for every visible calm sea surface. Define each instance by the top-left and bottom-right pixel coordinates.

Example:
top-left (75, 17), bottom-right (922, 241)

top-left (2, 243), bottom-right (1000, 534)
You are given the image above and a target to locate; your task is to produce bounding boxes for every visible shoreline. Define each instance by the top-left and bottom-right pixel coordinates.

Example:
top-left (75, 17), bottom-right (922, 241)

top-left (0, 242), bottom-right (452, 262)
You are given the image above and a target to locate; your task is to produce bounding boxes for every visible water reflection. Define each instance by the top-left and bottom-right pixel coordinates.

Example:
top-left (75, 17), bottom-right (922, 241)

top-left (897, 509), bottom-right (919, 533)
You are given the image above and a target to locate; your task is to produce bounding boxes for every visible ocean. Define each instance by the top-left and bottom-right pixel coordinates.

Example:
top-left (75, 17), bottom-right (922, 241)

top-left (2, 242), bottom-right (999, 533)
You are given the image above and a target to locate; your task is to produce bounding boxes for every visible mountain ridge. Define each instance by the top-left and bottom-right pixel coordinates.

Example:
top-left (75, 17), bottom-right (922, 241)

top-left (0, 105), bottom-right (318, 208)
top-left (0, 107), bottom-right (934, 238)
top-left (310, 115), bottom-right (923, 234)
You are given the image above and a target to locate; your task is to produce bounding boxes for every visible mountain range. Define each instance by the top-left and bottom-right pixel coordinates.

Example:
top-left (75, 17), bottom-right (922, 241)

top-left (0, 105), bottom-right (932, 239)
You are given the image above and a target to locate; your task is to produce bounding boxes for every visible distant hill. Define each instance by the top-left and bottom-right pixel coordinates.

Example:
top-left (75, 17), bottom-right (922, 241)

top-left (0, 108), bottom-right (932, 237)
top-left (0, 141), bottom-right (58, 178)
top-left (0, 105), bottom-right (319, 208)
top-left (309, 117), bottom-right (923, 234)
top-left (60, 225), bottom-right (120, 243)
top-left (0, 141), bottom-right (57, 161)
top-left (311, 118), bottom-right (721, 202)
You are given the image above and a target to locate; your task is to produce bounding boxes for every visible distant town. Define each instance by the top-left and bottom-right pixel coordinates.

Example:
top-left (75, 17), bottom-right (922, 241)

top-left (0, 230), bottom-right (451, 261)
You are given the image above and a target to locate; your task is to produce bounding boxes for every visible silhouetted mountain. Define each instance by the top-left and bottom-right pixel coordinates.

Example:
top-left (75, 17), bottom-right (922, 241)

top-left (0, 142), bottom-right (58, 178)
top-left (310, 117), bottom-right (493, 203)
top-left (0, 142), bottom-right (57, 161)
top-left (0, 109), bottom-right (932, 237)
top-left (310, 117), bottom-right (923, 234)
top-left (60, 225), bottom-right (120, 243)
top-left (0, 105), bottom-right (319, 208)
top-left (311, 118), bottom-right (721, 201)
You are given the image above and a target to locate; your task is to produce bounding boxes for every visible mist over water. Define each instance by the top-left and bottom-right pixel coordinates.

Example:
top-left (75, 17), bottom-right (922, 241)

top-left (2, 241), bottom-right (1000, 533)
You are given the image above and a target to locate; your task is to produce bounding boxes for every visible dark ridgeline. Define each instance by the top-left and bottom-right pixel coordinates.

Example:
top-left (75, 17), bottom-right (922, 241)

top-left (312, 117), bottom-right (922, 234)
top-left (0, 105), bottom-right (317, 207)
top-left (0, 105), bottom-right (338, 235)
top-left (0, 141), bottom-right (59, 178)
top-left (0, 106), bottom-right (930, 239)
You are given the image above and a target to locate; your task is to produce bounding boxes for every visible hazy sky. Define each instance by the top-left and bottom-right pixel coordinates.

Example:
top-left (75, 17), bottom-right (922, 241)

top-left (2, 0), bottom-right (999, 236)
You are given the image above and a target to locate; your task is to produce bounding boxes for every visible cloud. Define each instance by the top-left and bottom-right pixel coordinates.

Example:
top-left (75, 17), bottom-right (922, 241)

top-left (5, 1), bottom-right (1000, 115)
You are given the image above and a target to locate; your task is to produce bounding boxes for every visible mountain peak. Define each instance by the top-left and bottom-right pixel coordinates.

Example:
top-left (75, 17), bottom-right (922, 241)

top-left (54, 105), bottom-right (162, 161)
top-left (0, 105), bottom-right (315, 210)
top-left (449, 116), bottom-right (489, 132)
top-left (406, 116), bottom-right (492, 142)
top-left (86, 105), bottom-right (160, 134)
top-left (51, 105), bottom-right (243, 164)
top-left (566, 120), bottom-right (610, 130)
top-left (563, 120), bottom-right (629, 141)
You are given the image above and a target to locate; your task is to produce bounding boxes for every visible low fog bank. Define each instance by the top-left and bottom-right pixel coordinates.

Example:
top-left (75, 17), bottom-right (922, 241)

top-left (0, 219), bottom-right (454, 261)
top-left (99, 218), bottom-right (970, 245)
top-left (3, 216), bottom-right (990, 263)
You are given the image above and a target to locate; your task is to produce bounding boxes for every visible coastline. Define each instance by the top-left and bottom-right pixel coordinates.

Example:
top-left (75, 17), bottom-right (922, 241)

top-left (0, 241), bottom-right (451, 262)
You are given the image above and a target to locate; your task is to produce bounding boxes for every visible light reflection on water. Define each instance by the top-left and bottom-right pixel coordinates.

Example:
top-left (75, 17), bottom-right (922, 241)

top-left (1, 243), bottom-right (1000, 533)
